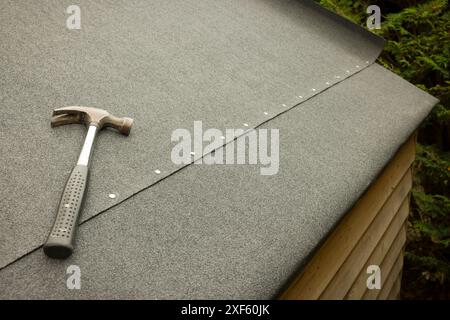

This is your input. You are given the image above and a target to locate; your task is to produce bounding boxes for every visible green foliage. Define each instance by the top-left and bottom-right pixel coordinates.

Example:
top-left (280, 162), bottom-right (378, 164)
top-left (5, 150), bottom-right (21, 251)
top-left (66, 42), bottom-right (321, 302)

top-left (316, 0), bottom-right (450, 299)
top-left (412, 191), bottom-right (450, 245)
top-left (415, 144), bottom-right (450, 194)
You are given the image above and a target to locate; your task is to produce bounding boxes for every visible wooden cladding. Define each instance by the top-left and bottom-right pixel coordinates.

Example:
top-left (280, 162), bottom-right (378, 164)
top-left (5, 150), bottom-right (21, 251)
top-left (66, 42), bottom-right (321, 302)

top-left (280, 135), bottom-right (416, 300)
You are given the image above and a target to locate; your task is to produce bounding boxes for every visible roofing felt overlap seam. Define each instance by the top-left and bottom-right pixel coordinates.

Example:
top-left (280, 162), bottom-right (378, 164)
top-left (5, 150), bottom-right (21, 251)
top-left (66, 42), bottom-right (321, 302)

top-left (0, 58), bottom-right (376, 272)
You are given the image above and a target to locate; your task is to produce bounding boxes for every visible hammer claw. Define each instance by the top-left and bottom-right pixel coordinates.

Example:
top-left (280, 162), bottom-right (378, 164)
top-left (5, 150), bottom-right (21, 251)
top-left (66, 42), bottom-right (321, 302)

top-left (53, 106), bottom-right (84, 116)
top-left (51, 113), bottom-right (83, 127)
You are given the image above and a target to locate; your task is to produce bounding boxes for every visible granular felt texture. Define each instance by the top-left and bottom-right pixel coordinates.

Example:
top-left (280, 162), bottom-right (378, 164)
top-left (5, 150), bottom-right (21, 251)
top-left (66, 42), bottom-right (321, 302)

top-left (0, 0), bottom-right (384, 268)
top-left (0, 64), bottom-right (437, 299)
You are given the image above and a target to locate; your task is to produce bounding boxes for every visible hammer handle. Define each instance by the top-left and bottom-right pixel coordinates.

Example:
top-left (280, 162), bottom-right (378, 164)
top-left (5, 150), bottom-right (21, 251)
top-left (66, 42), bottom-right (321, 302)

top-left (43, 165), bottom-right (88, 259)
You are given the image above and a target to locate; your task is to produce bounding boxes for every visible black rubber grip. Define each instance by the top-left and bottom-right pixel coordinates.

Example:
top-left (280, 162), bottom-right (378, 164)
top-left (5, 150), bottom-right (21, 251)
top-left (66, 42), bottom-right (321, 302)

top-left (43, 165), bottom-right (88, 259)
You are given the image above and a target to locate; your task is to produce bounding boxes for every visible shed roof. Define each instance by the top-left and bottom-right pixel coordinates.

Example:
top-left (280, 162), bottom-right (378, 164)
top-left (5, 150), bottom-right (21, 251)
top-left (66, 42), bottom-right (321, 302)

top-left (0, 0), bottom-right (437, 298)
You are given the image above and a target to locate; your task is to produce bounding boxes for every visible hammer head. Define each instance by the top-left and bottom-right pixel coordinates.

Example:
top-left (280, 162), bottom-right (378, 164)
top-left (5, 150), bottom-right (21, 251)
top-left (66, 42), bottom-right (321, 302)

top-left (51, 106), bottom-right (133, 136)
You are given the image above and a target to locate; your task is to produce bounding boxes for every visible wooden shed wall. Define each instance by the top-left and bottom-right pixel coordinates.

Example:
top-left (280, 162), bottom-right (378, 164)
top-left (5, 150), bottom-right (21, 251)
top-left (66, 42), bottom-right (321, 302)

top-left (280, 134), bottom-right (416, 300)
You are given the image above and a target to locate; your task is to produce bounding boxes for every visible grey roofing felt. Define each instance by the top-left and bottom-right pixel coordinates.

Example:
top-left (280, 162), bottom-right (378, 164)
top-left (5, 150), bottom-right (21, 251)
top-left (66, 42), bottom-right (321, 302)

top-left (0, 1), bottom-right (437, 298)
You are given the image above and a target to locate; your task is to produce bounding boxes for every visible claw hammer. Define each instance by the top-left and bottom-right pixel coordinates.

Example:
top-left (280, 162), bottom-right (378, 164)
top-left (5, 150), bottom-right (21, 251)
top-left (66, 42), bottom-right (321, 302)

top-left (44, 106), bottom-right (133, 259)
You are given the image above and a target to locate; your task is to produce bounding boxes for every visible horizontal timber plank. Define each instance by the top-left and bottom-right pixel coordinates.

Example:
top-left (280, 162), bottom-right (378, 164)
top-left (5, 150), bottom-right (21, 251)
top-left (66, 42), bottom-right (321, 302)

top-left (387, 271), bottom-right (402, 300)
